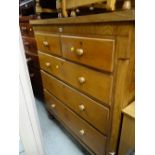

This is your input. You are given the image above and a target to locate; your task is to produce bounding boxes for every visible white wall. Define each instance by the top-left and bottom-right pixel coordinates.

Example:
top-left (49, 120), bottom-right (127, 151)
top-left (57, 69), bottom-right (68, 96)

top-left (19, 33), bottom-right (45, 155)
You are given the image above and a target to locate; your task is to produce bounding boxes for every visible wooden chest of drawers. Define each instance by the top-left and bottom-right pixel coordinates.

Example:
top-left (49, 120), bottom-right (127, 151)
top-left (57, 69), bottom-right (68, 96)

top-left (31, 10), bottom-right (135, 155)
top-left (20, 16), bottom-right (43, 100)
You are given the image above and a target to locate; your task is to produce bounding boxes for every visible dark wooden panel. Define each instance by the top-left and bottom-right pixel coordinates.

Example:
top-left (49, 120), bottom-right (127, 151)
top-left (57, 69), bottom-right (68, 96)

top-left (22, 37), bottom-right (37, 54)
top-left (26, 53), bottom-right (40, 69)
top-left (20, 23), bottom-right (34, 37)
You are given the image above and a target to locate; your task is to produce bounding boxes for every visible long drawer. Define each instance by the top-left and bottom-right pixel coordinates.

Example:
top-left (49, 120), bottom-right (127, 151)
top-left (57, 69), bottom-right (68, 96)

top-left (41, 70), bottom-right (109, 135)
top-left (61, 35), bottom-right (115, 72)
top-left (44, 89), bottom-right (107, 155)
top-left (35, 32), bottom-right (61, 56)
top-left (39, 52), bottom-right (113, 104)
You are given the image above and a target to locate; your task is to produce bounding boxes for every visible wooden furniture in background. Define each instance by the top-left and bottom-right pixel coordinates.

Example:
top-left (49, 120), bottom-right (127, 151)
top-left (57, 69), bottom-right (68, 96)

top-left (20, 16), bottom-right (43, 100)
top-left (118, 101), bottom-right (135, 155)
top-left (31, 10), bottom-right (135, 155)
top-left (35, 0), bottom-right (57, 19)
top-left (62, 0), bottom-right (116, 15)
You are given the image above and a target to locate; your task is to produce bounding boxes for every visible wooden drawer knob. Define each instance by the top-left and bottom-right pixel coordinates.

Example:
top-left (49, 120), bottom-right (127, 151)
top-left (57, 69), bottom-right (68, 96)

top-left (58, 27), bottom-right (63, 32)
top-left (43, 41), bottom-right (49, 47)
top-left (24, 42), bottom-right (30, 46)
top-left (76, 48), bottom-right (84, 56)
top-left (30, 73), bottom-right (34, 78)
top-left (51, 104), bottom-right (56, 108)
top-left (26, 57), bottom-right (32, 63)
top-left (45, 62), bottom-right (51, 67)
top-left (21, 26), bottom-right (27, 31)
top-left (79, 104), bottom-right (85, 111)
top-left (78, 77), bottom-right (86, 84)
top-left (79, 129), bottom-right (85, 136)
top-left (70, 47), bottom-right (84, 56)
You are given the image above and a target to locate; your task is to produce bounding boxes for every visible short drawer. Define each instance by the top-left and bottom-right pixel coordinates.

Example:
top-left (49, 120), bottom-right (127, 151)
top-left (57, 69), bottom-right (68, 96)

top-left (61, 35), bottom-right (115, 72)
top-left (35, 32), bottom-right (61, 56)
top-left (39, 52), bottom-right (113, 105)
top-left (26, 53), bottom-right (40, 69)
top-left (22, 37), bottom-right (37, 54)
top-left (20, 23), bottom-right (34, 37)
top-left (41, 71), bottom-right (109, 135)
top-left (39, 52), bottom-right (63, 78)
top-left (44, 90), bottom-right (106, 155)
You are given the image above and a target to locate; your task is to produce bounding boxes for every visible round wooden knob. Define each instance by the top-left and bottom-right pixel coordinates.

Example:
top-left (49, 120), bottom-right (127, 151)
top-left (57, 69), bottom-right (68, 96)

top-left (78, 77), bottom-right (86, 84)
top-left (58, 27), bottom-right (63, 32)
top-left (51, 104), bottom-right (56, 108)
top-left (21, 26), bottom-right (27, 31)
top-left (43, 41), bottom-right (49, 47)
top-left (79, 129), bottom-right (85, 136)
top-left (76, 48), bottom-right (84, 56)
top-left (79, 104), bottom-right (85, 111)
top-left (24, 42), bottom-right (30, 46)
top-left (45, 62), bottom-right (51, 67)
top-left (26, 57), bottom-right (32, 63)
top-left (30, 73), bottom-right (34, 78)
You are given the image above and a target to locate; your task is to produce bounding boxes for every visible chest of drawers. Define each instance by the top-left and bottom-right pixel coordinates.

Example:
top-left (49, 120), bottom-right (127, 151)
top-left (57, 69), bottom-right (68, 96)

top-left (20, 16), bottom-right (43, 100)
top-left (31, 10), bottom-right (135, 155)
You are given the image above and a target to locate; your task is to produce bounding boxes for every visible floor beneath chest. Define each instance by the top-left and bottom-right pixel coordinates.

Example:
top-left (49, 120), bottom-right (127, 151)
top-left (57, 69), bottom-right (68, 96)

top-left (35, 98), bottom-right (90, 155)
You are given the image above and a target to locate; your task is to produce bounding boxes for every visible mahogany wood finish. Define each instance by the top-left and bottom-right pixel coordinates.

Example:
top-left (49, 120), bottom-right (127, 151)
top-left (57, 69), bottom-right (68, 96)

top-left (22, 37), bottom-right (37, 54)
top-left (44, 90), bottom-right (107, 155)
top-left (26, 52), bottom-right (40, 69)
top-left (20, 23), bottom-right (34, 37)
top-left (31, 10), bottom-right (135, 155)
top-left (20, 16), bottom-right (43, 100)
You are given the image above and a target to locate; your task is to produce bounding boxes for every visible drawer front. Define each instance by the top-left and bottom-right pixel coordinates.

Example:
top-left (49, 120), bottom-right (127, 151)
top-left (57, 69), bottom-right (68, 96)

top-left (35, 33), bottom-right (61, 56)
top-left (39, 52), bottom-right (113, 104)
top-left (61, 35), bottom-right (115, 72)
top-left (39, 52), bottom-right (63, 78)
top-left (44, 90), bottom-right (106, 155)
top-left (20, 23), bottom-right (34, 37)
top-left (41, 71), bottom-right (109, 135)
top-left (22, 37), bottom-right (37, 54)
top-left (26, 53), bottom-right (40, 69)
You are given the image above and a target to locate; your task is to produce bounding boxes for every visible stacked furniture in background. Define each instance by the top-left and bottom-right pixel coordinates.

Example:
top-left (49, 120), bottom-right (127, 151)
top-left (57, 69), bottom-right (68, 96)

top-left (20, 16), bottom-right (43, 100)
top-left (31, 10), bottom-right (135, 155)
